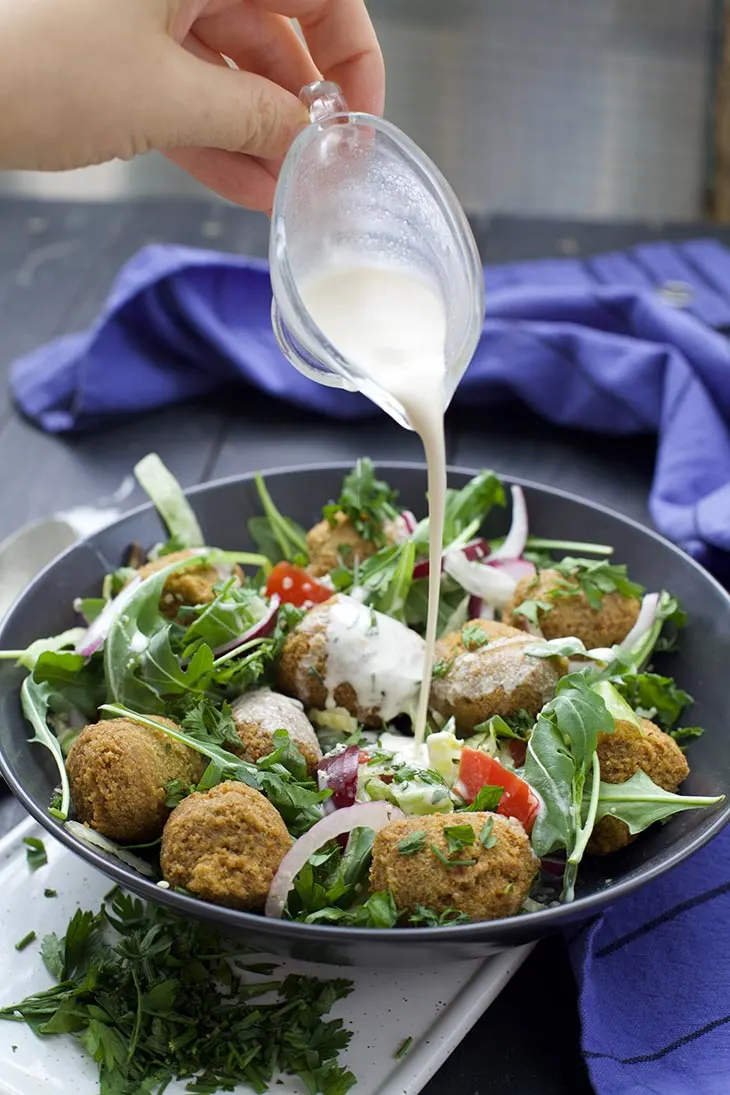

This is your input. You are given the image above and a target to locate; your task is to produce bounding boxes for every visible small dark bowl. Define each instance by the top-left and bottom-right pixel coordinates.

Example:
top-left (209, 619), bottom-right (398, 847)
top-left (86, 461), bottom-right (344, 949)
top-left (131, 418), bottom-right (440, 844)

top-left (1, 463), bottom-right (728, 967)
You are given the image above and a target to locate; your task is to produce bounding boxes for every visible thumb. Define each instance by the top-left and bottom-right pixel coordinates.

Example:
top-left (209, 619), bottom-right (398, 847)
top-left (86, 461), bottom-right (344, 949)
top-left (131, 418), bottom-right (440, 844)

top-left (151, 45), bottom-right (310, 160)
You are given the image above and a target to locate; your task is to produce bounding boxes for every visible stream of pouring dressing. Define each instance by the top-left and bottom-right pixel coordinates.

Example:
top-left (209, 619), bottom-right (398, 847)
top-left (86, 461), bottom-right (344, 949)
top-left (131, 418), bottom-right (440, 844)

top-left (298, 264), bottom-right (447, 750)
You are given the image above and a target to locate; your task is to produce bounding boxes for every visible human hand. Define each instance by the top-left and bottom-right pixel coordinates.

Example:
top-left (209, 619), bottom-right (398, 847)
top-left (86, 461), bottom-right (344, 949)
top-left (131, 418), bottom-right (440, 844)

top-left (0, 0), bottom-right (384, 210)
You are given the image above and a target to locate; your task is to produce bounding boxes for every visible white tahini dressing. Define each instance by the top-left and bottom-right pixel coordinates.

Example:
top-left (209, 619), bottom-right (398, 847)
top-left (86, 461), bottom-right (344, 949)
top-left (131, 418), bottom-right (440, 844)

top-left (322, 595), bottom-right (425, 723)
top-left (299, 264), bottom-right (447, 748)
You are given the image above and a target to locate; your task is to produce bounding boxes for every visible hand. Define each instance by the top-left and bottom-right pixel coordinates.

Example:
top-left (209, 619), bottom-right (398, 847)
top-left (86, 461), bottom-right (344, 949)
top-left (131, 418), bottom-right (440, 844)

top-left (0, 0), bottom-right (384, 210)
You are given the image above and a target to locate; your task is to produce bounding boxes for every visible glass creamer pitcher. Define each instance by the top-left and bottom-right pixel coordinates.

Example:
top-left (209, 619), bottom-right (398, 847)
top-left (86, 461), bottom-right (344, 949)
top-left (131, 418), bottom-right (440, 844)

top-left (269, 81), bottom-right (485, 431)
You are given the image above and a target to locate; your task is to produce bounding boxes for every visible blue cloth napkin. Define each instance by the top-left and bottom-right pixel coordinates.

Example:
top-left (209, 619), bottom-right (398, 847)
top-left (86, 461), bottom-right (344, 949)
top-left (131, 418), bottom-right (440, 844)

top-left (9, 237), bottom-right (730, 1094)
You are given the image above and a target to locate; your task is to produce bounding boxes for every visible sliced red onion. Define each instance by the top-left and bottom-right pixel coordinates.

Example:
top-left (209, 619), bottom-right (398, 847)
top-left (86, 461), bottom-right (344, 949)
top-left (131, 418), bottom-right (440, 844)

top-left (489, 558), bottom-right (536, 583)
top-left (74, 576), bottom-right (142, 657)
top-left (317, 745), bottom-right (361, 809)
top-left (401, 510), bottom-right (417, 534)
top-left (467, 595), bottom-right (496, 621)
top-left (443, 550), bottom-right (517, 609)
top-left (618, 592), bottom-right (659, 653)
top-left (462, 538), bottom-right (491, 562)
top-left (540, 855), bottom-right (566, 877)
top-left (413, 557), bottom-right (439, 581)
top-left (211, 595), bottom-right (280, 658)
top-left (491, 486), bottom-right (528, 562)
top-left (265, 801), bottom-right (404, 919)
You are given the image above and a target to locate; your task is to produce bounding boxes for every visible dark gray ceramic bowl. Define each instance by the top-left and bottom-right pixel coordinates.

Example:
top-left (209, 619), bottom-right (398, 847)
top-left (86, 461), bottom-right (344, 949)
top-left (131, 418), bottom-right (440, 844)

top-left (1, 463), bottom-right (728, 967)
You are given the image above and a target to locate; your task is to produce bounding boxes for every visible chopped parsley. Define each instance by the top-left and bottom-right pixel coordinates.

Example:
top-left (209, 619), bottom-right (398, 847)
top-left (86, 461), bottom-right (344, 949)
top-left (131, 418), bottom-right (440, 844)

top-left (15, 931), bottom-right (36, 952)
top-left (44, 889), bottom-right (57, 899)
top-left (23, 837), bottom-right (47, 871)
top-left (669, 726), bottom-right (704, 745)
top-left (614, 672), bottom-right (694, 732)
top-left (480, 818), bottom-right (497, 848)
top-left (0, 891), bottom-right (357, 1095)
top-left (551, 557), bottom-right (644, 611)
top-left (512, 598), bottom-right (553, 626)
top-left (460, 784), bottom-right (504, 812)
top-left (307, 665), bottom-right (325, 684)
top-left (322, 459), bottom-right (399, 547)
top-left (461, 623), bottom-right (490, 650)
top-left (429, 843), bottom-right (477, 869)
top-left (395, 1037), bottom-right (413, 1059)
top-left (397, 831), bottom-right (427, 856)
top-left (443, 824), bottom-right (476, 855)
top-left (432, 659), bottom-right (453, 679)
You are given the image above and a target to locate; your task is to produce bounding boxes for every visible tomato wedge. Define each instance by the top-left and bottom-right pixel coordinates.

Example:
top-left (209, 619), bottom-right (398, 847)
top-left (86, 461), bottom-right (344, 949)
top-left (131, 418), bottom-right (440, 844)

top-left (265, 562), bottom-right (332, 608)
top-left (456, 747), bottom-right (539, 834)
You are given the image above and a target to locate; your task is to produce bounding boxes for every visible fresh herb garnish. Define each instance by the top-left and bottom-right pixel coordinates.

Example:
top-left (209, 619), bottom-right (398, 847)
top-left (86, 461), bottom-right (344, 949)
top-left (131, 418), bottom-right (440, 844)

top-left (14, 931), bottom-right (36, 952)
top-left (1, 891), bottom-right (356, 1095)
top-left (395, 1037), bottom-right (413, 1059)
top-left (614, 672), bottom-right (694, 732)
top-left (461, 623), bottom-right (489, 650)
top-left (323, 459), bottom-right (399, 547)
top-left (429, 843), bottom-right (477, 869)
top-left (432, 659), bottom-right (453, 679)
top-left (479, 818), bottom-right (497, 848)
top-left (44, 889), bottom-right (57, 899)
top-left (407, 904), bottom-right (471, 927)
top-left (397, 831), bottom-right (427, 856)
top-left (23, 836), bottom-right (47, 871)
top-left (443, 824), bottom-right (476, 855)
top-left (551, 558), bottom-right (644, 611)
top-left (250, 473), bottom-right (309, 563)
top-left (459, 784), bottom-right (504, 812)
top-left (512, 598), bottom-right (554, 626)
top-left (669, 726), bottom-right (704, 745)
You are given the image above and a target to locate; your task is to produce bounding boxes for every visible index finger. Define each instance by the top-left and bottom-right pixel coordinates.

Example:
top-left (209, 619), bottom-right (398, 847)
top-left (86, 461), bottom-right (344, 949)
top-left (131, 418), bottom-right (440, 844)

top-left (260, 0), bottom-right (385, 115)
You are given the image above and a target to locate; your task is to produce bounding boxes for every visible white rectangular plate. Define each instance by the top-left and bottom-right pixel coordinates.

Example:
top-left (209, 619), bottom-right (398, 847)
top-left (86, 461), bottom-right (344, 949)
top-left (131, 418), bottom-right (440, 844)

top-left (0, 818), bottom-right (533, 1095)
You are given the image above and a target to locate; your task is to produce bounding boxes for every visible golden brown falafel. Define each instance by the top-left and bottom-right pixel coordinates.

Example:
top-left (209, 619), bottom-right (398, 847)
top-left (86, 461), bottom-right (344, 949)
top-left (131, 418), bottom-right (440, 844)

top-left (160, 781), bottom-right (292, 910)
top-left (587, 717), bottom-right (690, 855)
top-left (66, 717), bottom-right (206, 843)
top-left (230, 688), bottom-right (322, 775)
top-left (135, 549), bottom-right (224, 621)
top-left (429, 619), bottom-right (568, 732)
top-left (370, 813), bottom-right (538, 922)
top-left (276, 595), bottom-right (423, 727)
top-left (306, 512), bottom-right (378, 578)
top-left (503, 568), bottom-right (640, 649)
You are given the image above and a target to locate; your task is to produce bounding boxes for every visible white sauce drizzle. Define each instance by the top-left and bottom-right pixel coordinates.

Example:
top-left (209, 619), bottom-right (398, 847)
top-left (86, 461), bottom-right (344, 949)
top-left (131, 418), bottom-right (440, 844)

top-left (299, 264), bottom-right (447, 747)
top-left (322, 595), bottom-right (425, 723)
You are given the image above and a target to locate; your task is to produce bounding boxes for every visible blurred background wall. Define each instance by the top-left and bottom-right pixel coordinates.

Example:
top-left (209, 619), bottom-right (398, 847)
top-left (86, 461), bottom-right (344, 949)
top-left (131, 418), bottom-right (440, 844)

top-left (0, 0), bottom-right (722, 220)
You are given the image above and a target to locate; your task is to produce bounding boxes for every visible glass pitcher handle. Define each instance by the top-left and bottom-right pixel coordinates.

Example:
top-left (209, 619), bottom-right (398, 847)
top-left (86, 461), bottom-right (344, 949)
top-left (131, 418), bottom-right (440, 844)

top-left (270, 299), bottom-right (358, 391)
top-left (300, 81), bottom-right (349, 123)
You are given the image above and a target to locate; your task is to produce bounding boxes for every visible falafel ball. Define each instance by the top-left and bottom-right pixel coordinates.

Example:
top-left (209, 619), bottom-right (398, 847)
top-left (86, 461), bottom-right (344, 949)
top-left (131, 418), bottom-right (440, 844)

top-left (306, 512), bottom-right (379, 578)
top-left (429, 619), bottom-right (567, 732)
top-left (587, 717), bottom-right (690, 855)
top-left (160, 781), bottom-right (292, 910)
top-left (230, 688), bottom-right (322, 775)
top-left (66, 717), bottom-right (206, 843)
top-left (370, 813), bottom-right (538, 922)
top-left (276, 594), bottom-right (425, 727)
top-left (503, 568), bottom-right (640, 649)
top-left (135, 549), bottom-right (226, 621)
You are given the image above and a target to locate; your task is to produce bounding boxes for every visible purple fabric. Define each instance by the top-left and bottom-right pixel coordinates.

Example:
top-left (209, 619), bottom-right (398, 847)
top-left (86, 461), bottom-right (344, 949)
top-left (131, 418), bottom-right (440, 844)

top-left (9, 237), bottom-right (730, 1093)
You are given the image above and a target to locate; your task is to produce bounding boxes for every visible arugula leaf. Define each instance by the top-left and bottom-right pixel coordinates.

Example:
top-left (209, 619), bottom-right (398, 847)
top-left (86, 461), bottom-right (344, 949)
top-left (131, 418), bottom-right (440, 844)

top-left (412, 470), bottom-right (505, 552)
top-left (615, 672), bottom-right (693, 732)
top-left (31, 650), bottom-right (105, 721)
top-left (183, 581), bottom-right (269, 654)
top-left (550, 558), bottom-right (644, 611)
top-left (134, 453), bottom-right (204, 549)
top-left (593, 770), bottom-right (723, 833)
top-left (461, 623), bottom-right (489, 650)
top-left (0, 628), bottom-right (86, 672)
top-left (24, 836), bottom-right (47, 871)
top-left (524, 636), bottom-right (602, 661)
top-left (323, 459), bottom-right (399, 547)
top-left (104, 554), bottom-right (216, 713)
top-left (524, 675), bottom-right (614, 899)
top-left (373, 540), bottom-right (416, 623)
top-left (21, 676), bottom-right (70, 820)
top-left (251, 474), bottom-right (309, 563)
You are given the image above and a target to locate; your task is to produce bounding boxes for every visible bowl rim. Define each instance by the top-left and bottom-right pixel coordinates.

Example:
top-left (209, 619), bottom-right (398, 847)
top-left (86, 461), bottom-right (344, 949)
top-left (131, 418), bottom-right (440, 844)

top-left (1, 459), bottom-right (728, 944)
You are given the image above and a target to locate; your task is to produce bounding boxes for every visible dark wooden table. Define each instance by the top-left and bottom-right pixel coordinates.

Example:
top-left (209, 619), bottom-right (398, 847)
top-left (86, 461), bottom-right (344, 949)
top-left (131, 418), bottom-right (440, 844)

top-left (1, 198), bottom-right (726, 1094)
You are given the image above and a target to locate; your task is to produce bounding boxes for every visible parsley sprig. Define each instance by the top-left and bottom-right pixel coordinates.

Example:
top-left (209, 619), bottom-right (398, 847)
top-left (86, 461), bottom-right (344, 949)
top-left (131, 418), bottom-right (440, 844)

top-left (0, 890), bottom-right (356, 1095)
top-left (323, 459), bottom-right (399, 547)
top-left (551, 558), bottom-right (644, 611)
